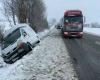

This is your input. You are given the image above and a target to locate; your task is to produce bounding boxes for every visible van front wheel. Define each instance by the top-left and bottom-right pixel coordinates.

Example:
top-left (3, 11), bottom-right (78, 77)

top-left (22, 43), bottom-right (30, 52)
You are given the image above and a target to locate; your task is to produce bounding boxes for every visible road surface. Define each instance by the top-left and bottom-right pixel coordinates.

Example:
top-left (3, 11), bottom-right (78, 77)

top-left (63, 33), bottom-right (100, 80)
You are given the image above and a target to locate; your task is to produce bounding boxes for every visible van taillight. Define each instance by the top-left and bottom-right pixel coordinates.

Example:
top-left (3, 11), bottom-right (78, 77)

top-left (17, 43), bottom-right (24, 48)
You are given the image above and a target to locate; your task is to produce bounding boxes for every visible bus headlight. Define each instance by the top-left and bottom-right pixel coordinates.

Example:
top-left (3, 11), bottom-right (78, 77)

top-left (79, 32), bottom-right (83, 35)
top-left (78, 25), bottom-right (82, 28)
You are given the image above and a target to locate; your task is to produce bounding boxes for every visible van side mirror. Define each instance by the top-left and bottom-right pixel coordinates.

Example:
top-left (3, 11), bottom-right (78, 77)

top-left (23, 32), bottom-right (27, 37)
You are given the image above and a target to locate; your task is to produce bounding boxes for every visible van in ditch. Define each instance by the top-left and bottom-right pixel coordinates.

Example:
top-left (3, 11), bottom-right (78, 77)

top-left (1, 24), bottom-right (40, 63)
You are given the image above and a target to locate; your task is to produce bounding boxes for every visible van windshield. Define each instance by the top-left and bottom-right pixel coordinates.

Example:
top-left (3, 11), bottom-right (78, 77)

top-left (2, 29), bottom-right (21, 49)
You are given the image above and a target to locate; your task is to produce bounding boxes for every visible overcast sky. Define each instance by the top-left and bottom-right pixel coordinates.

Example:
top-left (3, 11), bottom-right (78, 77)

top-left (44, 0), bottom-right (100, 23)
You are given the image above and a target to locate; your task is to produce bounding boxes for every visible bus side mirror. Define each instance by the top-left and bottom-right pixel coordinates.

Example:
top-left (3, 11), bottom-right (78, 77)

top-left (83, 16), bottom-right (86, 23)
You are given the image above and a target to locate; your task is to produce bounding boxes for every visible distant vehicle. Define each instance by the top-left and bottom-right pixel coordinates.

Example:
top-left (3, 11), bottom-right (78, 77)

top-left (61, 10), bottom-right (85, 38)
top-left (55, 23), bottom-right (62, 29)
top-left (1, 24), bottom-right (40, 63)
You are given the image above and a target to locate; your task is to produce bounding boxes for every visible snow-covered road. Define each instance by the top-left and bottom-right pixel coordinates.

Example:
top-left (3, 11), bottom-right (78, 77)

top-left (0, 28), bottom-right (78, 80)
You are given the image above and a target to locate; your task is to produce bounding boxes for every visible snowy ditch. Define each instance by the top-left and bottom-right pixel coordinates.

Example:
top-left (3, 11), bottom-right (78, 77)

top-left (0, 27), bottom-right (78, 80)
top-left (38, 26), bottom-right (55, 40)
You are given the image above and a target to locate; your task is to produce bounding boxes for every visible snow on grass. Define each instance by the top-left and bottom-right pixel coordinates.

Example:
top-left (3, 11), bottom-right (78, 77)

top-left (0, 28), bottom-right (78, 80)
top-left (84, 27), bottom-right (100, 37)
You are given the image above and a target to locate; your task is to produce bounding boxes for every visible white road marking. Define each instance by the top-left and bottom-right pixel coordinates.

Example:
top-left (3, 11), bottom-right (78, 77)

top-left (95, 41), bottom-right (100, 46)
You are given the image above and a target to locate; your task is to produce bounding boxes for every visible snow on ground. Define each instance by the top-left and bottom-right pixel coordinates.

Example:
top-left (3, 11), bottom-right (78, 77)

top-left (38, 26), bottom-right (55, 40)
top-left (38, 29), bottom-right (49, 39)
top-left (84, 27), bottom-right (100, 36)
top-left (0, 27), bottom-right (78, 80)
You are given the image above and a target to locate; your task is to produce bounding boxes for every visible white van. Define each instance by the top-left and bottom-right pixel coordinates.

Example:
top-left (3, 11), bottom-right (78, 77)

top-left (1, 24), bottom-right (40, 63)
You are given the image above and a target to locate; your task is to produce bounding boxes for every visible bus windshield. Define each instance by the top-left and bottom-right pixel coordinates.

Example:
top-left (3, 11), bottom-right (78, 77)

top-left (64, 16), bottom-right (83, 23)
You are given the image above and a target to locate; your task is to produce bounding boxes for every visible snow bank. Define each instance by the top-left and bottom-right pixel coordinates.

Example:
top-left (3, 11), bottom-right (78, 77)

top-left (38, 29), bottom-right (49, 39)
top-left (0, 45), bottom-right (7, 69)
top-left (84, 27), bottom-right (100, 37)
top-left (38, 26), bottom-right (55, 40)
top-left (0, 28), bottom-right (78, 80)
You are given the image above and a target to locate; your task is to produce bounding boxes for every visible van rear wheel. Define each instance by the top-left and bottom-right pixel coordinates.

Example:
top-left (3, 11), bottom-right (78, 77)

top-left (27, 42), bottom-right (33, 51)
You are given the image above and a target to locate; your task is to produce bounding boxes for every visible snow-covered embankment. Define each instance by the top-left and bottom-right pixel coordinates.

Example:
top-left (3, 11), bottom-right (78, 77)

top-left (84, 27), bottom-right (100, 37)
top-left (0, 27), bottom-right (78, 80)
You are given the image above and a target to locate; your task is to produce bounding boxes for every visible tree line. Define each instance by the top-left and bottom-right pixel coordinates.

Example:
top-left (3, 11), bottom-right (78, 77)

top-left (0, 0), bottom-right (48, 42)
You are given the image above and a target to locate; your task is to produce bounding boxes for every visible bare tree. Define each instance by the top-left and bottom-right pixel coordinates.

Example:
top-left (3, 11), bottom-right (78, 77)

top-left (27, 0), bottom-right (48, 32)
top-left (3, 0), bottom-right (48, 31)
top-left (0, 25), bottom-right (5, 43)
top-left (3, 0), bottom-right (16, 25)
top-left (11, 0), bottom-right (16, 25)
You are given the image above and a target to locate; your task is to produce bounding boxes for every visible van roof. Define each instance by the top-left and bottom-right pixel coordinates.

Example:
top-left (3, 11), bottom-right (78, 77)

top-left (4, 24), bottom-right (29, 38)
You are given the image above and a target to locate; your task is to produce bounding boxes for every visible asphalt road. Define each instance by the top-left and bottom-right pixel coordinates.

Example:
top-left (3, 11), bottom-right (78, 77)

top-left (63, 33), bottom-right (100, 80)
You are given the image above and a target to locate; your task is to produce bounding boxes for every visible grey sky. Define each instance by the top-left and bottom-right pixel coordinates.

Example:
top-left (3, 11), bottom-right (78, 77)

top-left (44, 0), bottom-right (100, 23)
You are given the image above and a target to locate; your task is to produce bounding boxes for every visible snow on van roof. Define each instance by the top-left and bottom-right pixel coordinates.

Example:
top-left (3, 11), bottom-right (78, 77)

top-left (4, 24), bottom-right (29, 38)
